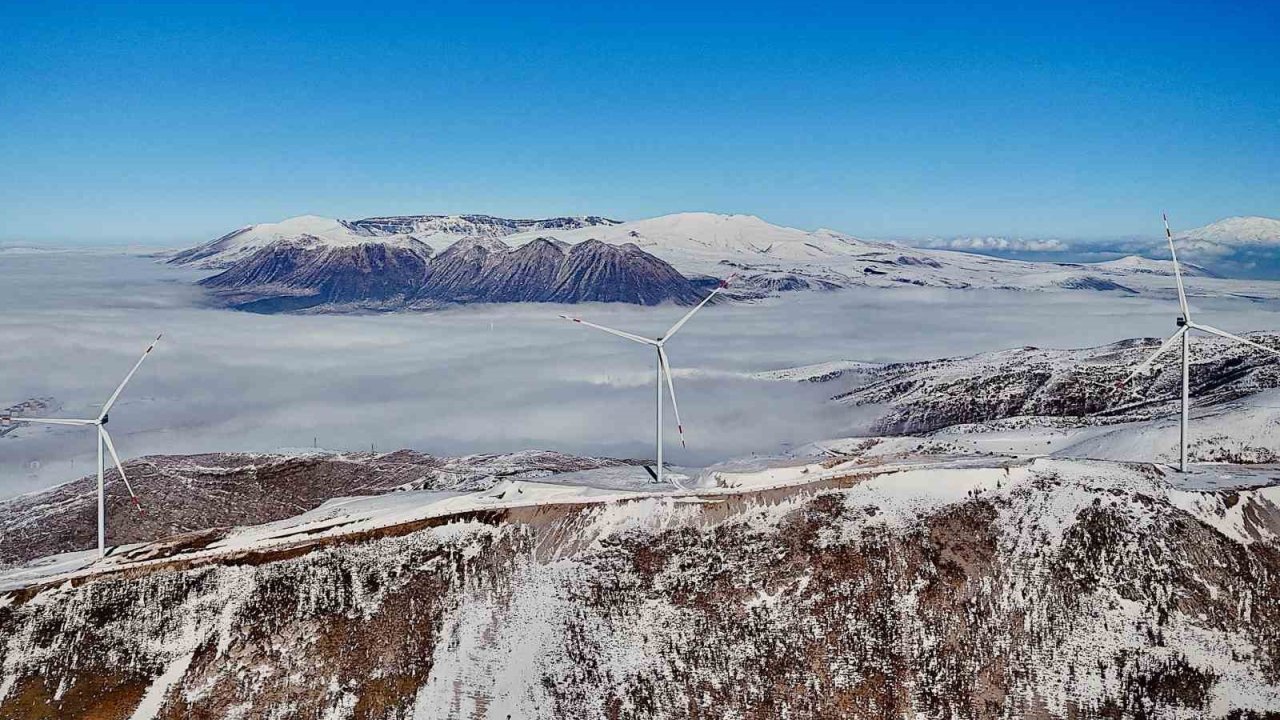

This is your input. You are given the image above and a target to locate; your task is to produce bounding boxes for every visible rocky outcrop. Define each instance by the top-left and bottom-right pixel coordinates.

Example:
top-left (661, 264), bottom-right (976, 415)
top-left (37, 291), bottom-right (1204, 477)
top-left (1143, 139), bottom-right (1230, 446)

top-left (545, 240), bottom-right (702, 305)
top-left (200, 239), bottom-right (435, 311)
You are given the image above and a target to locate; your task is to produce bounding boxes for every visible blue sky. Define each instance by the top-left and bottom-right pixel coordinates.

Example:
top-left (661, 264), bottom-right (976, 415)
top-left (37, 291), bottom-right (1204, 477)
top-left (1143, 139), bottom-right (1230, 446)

top-left (1, 1), bottom-right (1276, 245)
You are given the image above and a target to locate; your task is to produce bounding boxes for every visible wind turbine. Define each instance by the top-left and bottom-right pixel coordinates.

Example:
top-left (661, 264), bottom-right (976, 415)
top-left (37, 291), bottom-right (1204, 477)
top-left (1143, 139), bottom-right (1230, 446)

top-left (2, 335), bottom-right (162, 557)
top-left (1119, 215), bottom-right (1280, 472)
top-left (560, 279), bottom-right (731, 486)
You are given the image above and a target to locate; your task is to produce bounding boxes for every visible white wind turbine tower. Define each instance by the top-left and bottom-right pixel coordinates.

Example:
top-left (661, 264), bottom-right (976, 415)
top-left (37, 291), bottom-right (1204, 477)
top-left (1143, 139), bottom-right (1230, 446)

top-left (2, 335), bottom-right (162, 558)
top-left (1119, 215), bottom-right (1280, 472)
top-left (560, 279), bottom-right (731, 486)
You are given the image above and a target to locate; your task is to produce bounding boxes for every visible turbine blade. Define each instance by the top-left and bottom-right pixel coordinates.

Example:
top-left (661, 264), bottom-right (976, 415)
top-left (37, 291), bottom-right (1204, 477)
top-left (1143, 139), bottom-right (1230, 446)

top-left (100, 428), bottom-right (144, 515)
top-left (100, 334), bottom-right (163, 419)
top-left (6, 417), bottom-right (97, 426)
top-left (658, 347), bottom-right (685, 448)
top-left (1191, 323), bottom-right (1280, 360)
top-left (663, 275), bottom-right (734, 341)
top-left (1164, 213), bottom-right (1191, 321)
top-left (1118, 329), bottom-right (1185, 387)
top-left (558, 315), bottom-right (656, 345)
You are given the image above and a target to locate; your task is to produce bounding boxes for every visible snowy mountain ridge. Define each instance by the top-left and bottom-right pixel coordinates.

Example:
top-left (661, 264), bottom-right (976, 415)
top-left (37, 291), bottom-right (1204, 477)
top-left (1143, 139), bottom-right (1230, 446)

top-left (1, 452), bottom-right (1278, 717)
top-left (170, 214), bottom-right (619, 269)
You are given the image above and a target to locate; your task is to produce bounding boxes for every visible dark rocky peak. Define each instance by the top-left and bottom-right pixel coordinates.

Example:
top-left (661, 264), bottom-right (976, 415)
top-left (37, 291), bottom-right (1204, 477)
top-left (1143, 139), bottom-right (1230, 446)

top-left (473, 238), bottom-right (569, 303)
top-left (509, 237), bottom-right (567, 261)
top-left (553, 239), bottom-right (703, 305)
top-left (566, 238), bottom-right (621, 257)
top-left (201, 240), bottom-right (316, 288)
top-left (436, 236), bottom-right (512, 260)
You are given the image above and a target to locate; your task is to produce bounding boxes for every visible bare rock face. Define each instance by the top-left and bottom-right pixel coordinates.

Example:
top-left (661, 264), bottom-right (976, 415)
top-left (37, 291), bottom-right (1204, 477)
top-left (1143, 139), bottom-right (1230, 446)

top-left (201, 239), bottom-right (436, 312)
top-left (411, 236), bottom-right (513, 304)
top-left (1, 458), bottom-right (1278, 718)
top-left (0, 449), bottom-right (632, 567)
top-left (476, 237), bottom-right (568, 302)
top-left (548, 240), bottom-right (703, 305)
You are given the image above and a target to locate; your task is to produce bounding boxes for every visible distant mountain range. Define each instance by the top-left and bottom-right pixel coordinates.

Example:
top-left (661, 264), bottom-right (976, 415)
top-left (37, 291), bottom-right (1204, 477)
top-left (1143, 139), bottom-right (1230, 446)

top-left (169, 211), bottom-right (1259, 313)
top-left (168, 214), bottom-right (621, 269)
top-left (172, 214), bottom-right (709, 312)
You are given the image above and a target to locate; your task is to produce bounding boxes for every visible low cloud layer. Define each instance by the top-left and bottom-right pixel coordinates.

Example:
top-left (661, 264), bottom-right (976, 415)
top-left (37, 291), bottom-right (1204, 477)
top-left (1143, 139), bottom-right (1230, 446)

top-left (5, 252), bottom-right (1280, 499)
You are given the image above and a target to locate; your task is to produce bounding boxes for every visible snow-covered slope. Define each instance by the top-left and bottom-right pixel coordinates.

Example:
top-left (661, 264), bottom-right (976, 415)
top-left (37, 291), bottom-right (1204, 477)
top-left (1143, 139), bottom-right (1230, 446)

top-left (1055, 388), bottom-right (1280, 465)
top-left (1, 453), bottom-right (1278, 717)
top-left (167, 215), bottom-right (418, 268)
top-left (509, 212), bottom-right (875, 263)
top-left (1091, 254), bottom-right (1217, 277)
top-left (0, 449), bottom-right (633, 567)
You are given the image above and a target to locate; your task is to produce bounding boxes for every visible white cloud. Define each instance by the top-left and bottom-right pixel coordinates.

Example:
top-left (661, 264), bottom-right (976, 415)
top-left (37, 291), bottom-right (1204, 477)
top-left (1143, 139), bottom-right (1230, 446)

top-left (913, 236), bottom-right (1069, 253)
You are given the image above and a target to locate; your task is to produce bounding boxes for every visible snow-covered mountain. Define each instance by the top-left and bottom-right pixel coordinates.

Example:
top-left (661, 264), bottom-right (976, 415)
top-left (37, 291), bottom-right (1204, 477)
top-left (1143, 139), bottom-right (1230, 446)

top-left (1177, 216), bottom-right (1280, 246)
top-left (1, 451), bottom-right (1278, 717)
top-left (197, 234), bottom-right (436, 311)
top-left (197, 234), bottom-right (704, 312)
top-left (169, 214), bottom-right (618, 270)
top-left (1090, 253), bottom-right (1217, 277)
top-left (172, 211), bottom-right (1280, 312)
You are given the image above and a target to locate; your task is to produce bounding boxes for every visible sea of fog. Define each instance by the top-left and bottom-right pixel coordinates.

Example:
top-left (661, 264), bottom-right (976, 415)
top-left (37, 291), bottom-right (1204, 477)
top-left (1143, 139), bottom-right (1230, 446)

top-left (4, 250), bottom-right (1280, 499)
